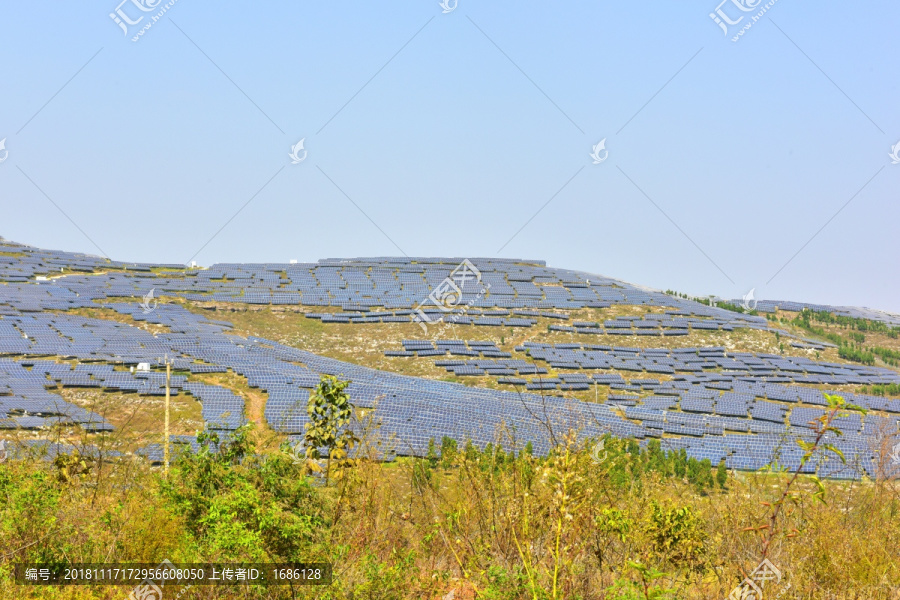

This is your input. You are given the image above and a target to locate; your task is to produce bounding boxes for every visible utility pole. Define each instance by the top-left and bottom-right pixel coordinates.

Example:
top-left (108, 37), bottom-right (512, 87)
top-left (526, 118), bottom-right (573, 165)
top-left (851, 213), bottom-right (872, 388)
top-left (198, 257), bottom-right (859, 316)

top-left (164, 354), bottom-right (171, 477)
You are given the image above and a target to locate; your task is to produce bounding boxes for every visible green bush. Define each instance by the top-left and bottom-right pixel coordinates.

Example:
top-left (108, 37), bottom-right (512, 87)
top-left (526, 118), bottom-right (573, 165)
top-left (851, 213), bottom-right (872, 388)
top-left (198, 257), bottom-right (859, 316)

top-left (163, 425), bottom-right (326, 562)
top-left (645, 503), bottom-right (707, 569)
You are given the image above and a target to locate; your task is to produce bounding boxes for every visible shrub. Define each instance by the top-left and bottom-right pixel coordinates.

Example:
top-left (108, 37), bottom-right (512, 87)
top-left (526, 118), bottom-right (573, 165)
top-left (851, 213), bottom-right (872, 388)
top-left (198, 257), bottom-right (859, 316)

top-left (645, 503), bottom-right (707, 570)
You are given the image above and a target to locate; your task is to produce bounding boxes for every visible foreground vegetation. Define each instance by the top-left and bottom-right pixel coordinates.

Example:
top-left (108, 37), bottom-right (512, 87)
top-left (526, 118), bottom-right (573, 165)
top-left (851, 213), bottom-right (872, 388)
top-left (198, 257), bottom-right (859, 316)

top-left (2, 396), bottom-right (900, 600)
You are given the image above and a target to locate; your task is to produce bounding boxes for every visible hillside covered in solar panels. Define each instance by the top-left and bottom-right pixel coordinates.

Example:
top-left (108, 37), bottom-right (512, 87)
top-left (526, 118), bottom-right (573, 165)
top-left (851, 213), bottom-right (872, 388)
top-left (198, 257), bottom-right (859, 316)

top-left (1, 236), bottom-right (899, 479)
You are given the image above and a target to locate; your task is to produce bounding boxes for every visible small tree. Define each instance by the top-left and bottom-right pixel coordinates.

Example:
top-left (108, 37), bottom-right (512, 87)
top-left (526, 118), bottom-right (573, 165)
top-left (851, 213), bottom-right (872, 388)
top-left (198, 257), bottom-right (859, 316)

top-left (753, 393), bottom-right (867, 559)
top-left (464, 439), bottom-right (477, 462)
top-left (716, 459), bottom-right (727, 489)
top-left (440, 436), bottom-right (458, 469)
top-left (303, 374), bottom-right (358, 485)
top-left (697, 458), bottom-right (714, 492)
top-left (426, 438), bottom-right (438, 469)
top-left (522, 441), bottom-right (533, 458)
top-left (645, 502), bottom-right (707, 571)
top-left (673, 449), bottom-right (687, 479)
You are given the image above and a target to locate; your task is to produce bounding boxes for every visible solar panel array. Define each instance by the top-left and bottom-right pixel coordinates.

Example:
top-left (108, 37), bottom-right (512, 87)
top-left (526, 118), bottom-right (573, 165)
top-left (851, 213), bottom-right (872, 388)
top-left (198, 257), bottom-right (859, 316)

top-left (0, 239), bottom-right (773, 328)
top-left (0, 237), bottom-right (898, 478)
top-left (517, 343), bottom-right (896, 386)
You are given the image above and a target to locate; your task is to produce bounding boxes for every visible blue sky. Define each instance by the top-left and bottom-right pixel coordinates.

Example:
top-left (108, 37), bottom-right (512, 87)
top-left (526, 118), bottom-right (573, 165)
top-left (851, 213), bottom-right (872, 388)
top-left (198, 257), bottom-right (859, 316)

top-left (1, 1), bottom-right (897, 311)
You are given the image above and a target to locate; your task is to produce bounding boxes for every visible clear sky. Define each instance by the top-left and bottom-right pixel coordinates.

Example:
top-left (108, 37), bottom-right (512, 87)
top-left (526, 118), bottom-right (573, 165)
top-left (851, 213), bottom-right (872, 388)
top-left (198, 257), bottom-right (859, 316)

top-left (1, 1), bottom-right (897, 312)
